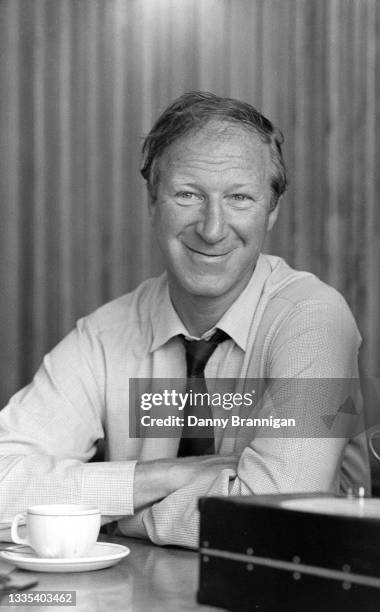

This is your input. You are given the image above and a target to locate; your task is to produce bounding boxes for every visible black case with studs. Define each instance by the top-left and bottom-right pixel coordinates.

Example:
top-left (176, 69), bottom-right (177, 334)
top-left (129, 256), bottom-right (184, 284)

top-left (197, 493), bottom-right (380, 611)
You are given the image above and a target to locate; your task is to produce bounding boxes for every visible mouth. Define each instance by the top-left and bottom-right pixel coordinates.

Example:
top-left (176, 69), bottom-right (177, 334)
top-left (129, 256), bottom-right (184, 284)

top-left (185, 245), bottom-right (232, 259)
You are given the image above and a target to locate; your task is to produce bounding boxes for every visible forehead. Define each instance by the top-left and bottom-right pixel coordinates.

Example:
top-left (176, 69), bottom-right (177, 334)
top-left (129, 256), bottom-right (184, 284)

top-left (158, 120), bottom-right (271, 183)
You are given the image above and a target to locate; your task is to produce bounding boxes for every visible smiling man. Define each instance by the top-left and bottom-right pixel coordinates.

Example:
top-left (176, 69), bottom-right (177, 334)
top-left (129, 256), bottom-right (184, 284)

top-left (148, 119), bottom-right (279, 334)
top-left (0, 92), bottom-right (370, 548)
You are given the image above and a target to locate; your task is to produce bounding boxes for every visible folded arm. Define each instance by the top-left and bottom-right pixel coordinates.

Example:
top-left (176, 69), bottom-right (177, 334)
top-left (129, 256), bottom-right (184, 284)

top-left (0, 318), bottom-right (237, 535)
top-left (119, 299), bottom-right (369, 548)
top-left (0, 318), bottom-right (138, 525)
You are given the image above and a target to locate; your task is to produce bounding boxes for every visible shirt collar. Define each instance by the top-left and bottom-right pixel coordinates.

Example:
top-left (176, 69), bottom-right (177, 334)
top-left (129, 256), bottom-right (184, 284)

top-left (151, 280), bottom-right (189, 352)
top-left (151, 254), bottom-right (272, 352)
top-left (215, 254), bottom-right (271, 350)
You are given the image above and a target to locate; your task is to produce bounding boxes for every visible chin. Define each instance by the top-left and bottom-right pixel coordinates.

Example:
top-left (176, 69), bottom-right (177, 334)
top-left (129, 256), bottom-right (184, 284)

top-left (180, 278), bottom-right (233, 299)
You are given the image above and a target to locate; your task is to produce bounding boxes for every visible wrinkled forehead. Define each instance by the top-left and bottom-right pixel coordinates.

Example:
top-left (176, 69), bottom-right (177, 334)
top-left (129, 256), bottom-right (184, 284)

top-left (157, 119), bottom-right (272, 180)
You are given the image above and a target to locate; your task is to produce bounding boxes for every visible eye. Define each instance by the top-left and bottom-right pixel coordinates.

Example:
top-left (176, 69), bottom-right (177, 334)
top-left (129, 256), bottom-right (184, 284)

top-left (175, 191), bottom-right (203, 205)
top-left (228, 194), bottom-right (254, 208)
top-left (231, 194), bottom-right (252, 201)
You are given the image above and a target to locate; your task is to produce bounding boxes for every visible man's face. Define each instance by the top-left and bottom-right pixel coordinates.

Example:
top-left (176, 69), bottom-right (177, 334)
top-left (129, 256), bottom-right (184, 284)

top-left (149, 121), bottom-right (279, 305)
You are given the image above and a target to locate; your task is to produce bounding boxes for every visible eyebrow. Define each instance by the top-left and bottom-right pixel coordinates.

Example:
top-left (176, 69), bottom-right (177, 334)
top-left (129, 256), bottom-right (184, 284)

top-left (170, 180), bottom-right (202, 189)
top-left (170, 179), bottom-right (258, 189)
top-left (224, 183), bottom-right (257, 190)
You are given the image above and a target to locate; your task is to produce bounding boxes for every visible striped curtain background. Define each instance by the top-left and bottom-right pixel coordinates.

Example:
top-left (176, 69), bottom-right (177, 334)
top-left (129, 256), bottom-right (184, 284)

top-left (0, 0), bottom-right (379, 408)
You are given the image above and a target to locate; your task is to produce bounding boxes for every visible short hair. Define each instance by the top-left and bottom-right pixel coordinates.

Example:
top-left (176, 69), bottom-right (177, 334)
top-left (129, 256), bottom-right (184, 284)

top-left (140, 91), bottom-right (287, 209)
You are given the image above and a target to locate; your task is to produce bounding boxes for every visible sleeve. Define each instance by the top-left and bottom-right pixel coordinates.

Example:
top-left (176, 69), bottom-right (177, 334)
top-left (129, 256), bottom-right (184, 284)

top-left (0, 317), bottom-right (136, 530)
top-left (125, 298), bottom-right (366, 548)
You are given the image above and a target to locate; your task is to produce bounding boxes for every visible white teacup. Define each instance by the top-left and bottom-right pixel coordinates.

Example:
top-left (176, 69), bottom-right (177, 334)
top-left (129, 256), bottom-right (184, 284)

top-left (11, 504), bottom-right (101, 558)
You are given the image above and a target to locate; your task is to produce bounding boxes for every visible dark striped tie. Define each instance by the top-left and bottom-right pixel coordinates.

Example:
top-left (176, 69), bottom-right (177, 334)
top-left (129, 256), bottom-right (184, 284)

top-left (177, 328), bottom-right (229, 457)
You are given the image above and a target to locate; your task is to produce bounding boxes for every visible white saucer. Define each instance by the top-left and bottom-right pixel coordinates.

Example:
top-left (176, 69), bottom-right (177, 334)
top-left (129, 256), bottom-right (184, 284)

top-left (0, 542), bottom-right (130, 573)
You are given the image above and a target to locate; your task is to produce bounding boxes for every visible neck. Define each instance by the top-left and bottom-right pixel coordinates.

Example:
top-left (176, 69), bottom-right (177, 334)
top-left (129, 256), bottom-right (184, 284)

top-left (171, 294), bottom-right (228, 337)
top-left (168, 283), bottom-right (240, 337)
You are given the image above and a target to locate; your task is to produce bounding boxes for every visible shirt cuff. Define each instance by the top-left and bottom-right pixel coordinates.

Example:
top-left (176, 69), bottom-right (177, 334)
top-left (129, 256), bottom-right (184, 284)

top-left (81, 460), bottom-right (137, 516)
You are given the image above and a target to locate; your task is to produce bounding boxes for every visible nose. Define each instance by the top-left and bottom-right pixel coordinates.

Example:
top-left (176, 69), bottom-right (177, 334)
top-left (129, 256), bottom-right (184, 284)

top-left (195, 198), bottom-right (227, 244)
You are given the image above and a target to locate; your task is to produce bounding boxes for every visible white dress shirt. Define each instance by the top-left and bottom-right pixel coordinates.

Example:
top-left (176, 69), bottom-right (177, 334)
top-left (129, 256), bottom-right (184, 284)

top-left (0, 255), bottom-right (370, 547)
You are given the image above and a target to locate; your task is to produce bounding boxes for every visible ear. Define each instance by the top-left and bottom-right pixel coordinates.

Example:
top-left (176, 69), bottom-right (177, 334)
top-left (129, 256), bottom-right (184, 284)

top-left (267, 198), bottom-right (281, 232)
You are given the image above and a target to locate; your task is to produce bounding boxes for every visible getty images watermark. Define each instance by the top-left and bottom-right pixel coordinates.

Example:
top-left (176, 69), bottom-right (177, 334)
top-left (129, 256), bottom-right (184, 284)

top-left (139, 388), bottom-right (295, 430)
top-left (129, 378), bottom-right (370, 438)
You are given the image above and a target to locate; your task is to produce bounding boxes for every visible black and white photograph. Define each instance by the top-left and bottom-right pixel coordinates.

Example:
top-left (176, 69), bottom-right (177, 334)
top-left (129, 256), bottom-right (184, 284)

top-left (0, 1), bottom-right (379, 610)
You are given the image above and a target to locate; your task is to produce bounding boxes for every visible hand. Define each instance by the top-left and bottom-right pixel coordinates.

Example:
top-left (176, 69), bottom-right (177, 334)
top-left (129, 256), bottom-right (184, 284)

top-left (170, 454), bottom-right (238, 489)
top-left (133, 454), bottom-right (238, 512)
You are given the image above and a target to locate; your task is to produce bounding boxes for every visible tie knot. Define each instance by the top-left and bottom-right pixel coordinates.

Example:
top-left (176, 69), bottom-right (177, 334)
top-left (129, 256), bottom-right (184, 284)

top-left (181, 329), bottom-right (229, 377)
